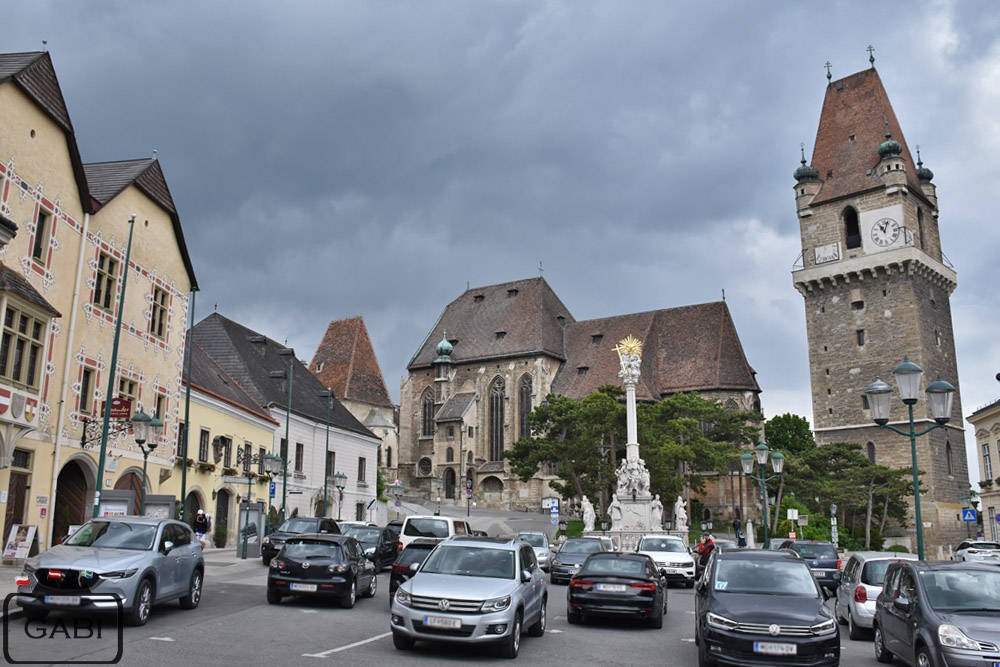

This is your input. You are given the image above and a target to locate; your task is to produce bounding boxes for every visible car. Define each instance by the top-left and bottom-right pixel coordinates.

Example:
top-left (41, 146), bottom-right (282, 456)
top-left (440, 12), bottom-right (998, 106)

top-left (266, 534), bottom-right (377, 608)
top-left (953, 540), bottom-right (1000, 563)
top-left (549, 537), bottom-right (606, 585)
top-left (471, 529), bottom-right (489, 537)
top-left (16, 518), bottom-right (205, 627)
top-left (261, 516), bottom-right (340, 565)
top-left (567, 552), bottom-right (668, 628)
top-left (598, 536), bottom-right (616, 552)
top-left (397, 515), bottom-right (472, 551)
top-left (389, 538), bottom-right (443, 598)
top-left (776, 540), bottom-right (841, 594)
top-left (343, 525), bottom-right (398, 570)
top-left (636, 534), bottom-right (696, 587)
top-left (516, 531), bottom-right (553, 572)
top-left (834, 551), bottom-right (918, 640)
top-left (873, 560), bottom-right (1000, 667)
top-left (694, 548), bottom-right (839, 667)
top-left (338, 520), bottom-right (378, 530)
top-left (385, 519), bottom-right (404, 542)
top-left (390, 536), bottom-right (547, 658)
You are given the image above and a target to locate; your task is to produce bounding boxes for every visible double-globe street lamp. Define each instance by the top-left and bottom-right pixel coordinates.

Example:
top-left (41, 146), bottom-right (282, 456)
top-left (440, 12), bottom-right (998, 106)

top-left (334, 471), bottom-right (348, 521)
top-left (865, 356), bottom-right (955, 561)
top-left (131, 410), bottom-right (164, 517)
top-left (213, 441), bottom-right (282, 559)
top-left (741, 443), bottom-right (785, 549)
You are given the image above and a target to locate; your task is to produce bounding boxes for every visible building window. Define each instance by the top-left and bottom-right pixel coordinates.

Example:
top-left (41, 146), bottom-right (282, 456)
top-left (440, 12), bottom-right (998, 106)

top-left (591, 334), bottom-right (603, 345)
top-left (149, 287), bottom-right (169, 339)
top-left (118, 377), bottom-right (137, 404)
top-left (446, 447), bottom-right (454, 462)
top-left (935, 330), bottom-right (941, 347)
top-left (489, 376), bottom-right (505, 462)
top-left (177, 422), bottom-right (186, 456)
top-left (243, 443), bottom-right (252, 472)
top-left (917, 208), bottom-right (925, 248)
top-left (377, 445), bottom-right (382, 466)
top-left (861, 395), bottom-right (870, 410)
top-left (295, 442), bottom-right (304, 473)
top-left (421, 388), bottom-right (435, 437)
top-left (866, 442), bottom-right (876, 463)
top-left (258, 446), bottom-right (265, 475)
top-left (199, 429), bottom-right (210, 462)
top-left (358, 457), bottom-right (367, 482)
top-left (844, 207), bottom-right (861, 249)
top-left (79, 366), bottom-right (95, 415)
top-left (945, 440), bottom-right (953, 476)
top-left (467, 450), bottom-right (473, 466)
top-left (518, 374), bottom-right (532, 440)
top-left (386, 447), bottom-right (392, 468)
top-left (447, 425), bottom-right (454, 438)
top-left (0, 305), bottom-right (46, 389)
top-left (32, 209), bottom-right (50, 262)
top-left (856, 329), bottom-right (865, 346)
top-left (984, 444), bottom-right (993, 481)
top-left (154, 393), bottom-right (166, 422)
top-left (418, 457), bottom-right (432, 476)
top-left (315, 361), bottom-right (324, 372)
top-left (222, 437), bottom-right (232, 467)
top-left (93, 251), bottom-right (119, 312)
top-left (577, 367), bottom-right (588, 376)
top-left (280, 438), bottom-right (288, 468)
top-left (851, 300), bottom-right (864, 310)
top-left (326, 451), bottom-right (335, 477)
top-left (11, 448), bottom-right (31, 469)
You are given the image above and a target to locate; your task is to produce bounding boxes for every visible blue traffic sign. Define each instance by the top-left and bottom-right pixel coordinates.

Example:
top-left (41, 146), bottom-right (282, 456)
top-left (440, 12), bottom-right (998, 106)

top-left (269, 481), bottom-right (276, 497)
top-left (394, 500), bottom-right (401, 507)
top-left (995, 513), bottom-right (1000, 524)
top-left (551, 517), bottom-right (559, 525)
top-left (961, 509), bottom-right (977, 522)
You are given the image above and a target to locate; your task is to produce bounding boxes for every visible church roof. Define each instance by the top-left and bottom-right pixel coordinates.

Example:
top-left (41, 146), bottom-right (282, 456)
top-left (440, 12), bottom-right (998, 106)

top-left (809, 68), bottom-right (924, 205)
top-left (310, 316), bottom-right (394, 408)
top-left (408, 277), bottom-right (574, 369)
top-left (436, 393), bottom-right (476, 423)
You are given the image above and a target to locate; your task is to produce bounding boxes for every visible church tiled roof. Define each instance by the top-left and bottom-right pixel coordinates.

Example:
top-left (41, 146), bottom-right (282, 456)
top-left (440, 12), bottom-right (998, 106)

top-left (436, 393), bottom-right (476, 422)
top-left (310, 316), bottom-right (394, 408)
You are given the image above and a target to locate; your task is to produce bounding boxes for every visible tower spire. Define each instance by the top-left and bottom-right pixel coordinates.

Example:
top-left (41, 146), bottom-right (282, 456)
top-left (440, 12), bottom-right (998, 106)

top-left (825, 61), bottom-right (832, 83)
top-left (867, 45), bottom-right (875, 69)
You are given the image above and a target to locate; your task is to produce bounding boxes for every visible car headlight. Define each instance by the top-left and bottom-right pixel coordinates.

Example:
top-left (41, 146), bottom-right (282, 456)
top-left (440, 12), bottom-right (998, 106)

top-left (938, 624), bottom-right (980, 650)
top-left (262, 536), bottom-right (270, 545)
top-left (328, 564), bottom-right (349, 573)
top-left (810, 619), bottom-right (837, 636)
top-left (395, 589), bottom-right (411, 606)
top-left (100, 569), bottom-right (138, 579)
top-left (707, 612), bottom-right (739, 631)
top-left (481, 595), bottom-right (512, 612)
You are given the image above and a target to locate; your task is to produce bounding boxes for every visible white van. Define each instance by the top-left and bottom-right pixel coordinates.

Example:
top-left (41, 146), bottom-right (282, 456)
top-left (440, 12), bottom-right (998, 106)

top-left (398, 515), bottom-right (472, 551)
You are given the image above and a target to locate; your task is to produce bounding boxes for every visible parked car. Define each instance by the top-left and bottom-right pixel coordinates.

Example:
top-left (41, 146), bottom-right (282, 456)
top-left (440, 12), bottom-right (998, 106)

top-left (343, 525), bottom-right (398, 571)
top-left (16, 518), bottom-right (205, 626)
top-left (338, 520), bottom-right (378, 530)
top-left (471, 529), bottom-right (489, 537)
top-left (953, 540), bottom-right (1000, 563)
top-left (834, 551), bottom-right (918, 640)
top-left (389, 538), bottom-right (443, 598)
top-left (390, 536), bottom-right (547, 658)
top-left (397, 515), bottom-right (472, 551)
top-left (261, 517), bottom-right (340, 565)
top-left (516, 532), bottom-right (553, 572)
top-left (266, 534), bottom-right (377, 608)
top-left (598, 536), bottom-right (616, 552)
top-left (776, 540), bottom-right (841, 594)
top-left (636, 534), bottom-right (696, 587)
top-left (567, 552), bottom-right (668, 628)
top-left (385, 519), bottom-right (404, 542)
top-left (550, 537), bottom-right (606, 585)
top-left (873, 560), bottom-right (1000, 667)
top-left (694, 548), bottom-right (839, 667)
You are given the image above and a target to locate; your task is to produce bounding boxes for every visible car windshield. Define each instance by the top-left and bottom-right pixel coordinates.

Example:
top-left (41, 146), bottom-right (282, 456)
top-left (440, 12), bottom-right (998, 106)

top-left (639, 538), bottom-right (686, 553)
top-left (920, 570), bottom-right (1000, 612)
top-left (277, 518), bottom-right (319, 533)
top-left (519, 534), bottom-right (546, 548)
top-left (581, 557), bottom-right (646, 577)
top-left (561, 539), bottom-right (604, 554)
top-left (861, 560), bottom-right (904, 586)
top-left (791, 543), bottom-right (837, 559)
top-left (714, 559), bottom-right (819, 596)
top-left (283, 540), bottom-right (343, 560)
top-left (345, 527), bottom-right (381, 542)
top-left (62, 521), bottom-right (157, 551)
top-left (421, 545), bottom-right (515, 579)
top-left (403, 518), bottom-right (449, 538)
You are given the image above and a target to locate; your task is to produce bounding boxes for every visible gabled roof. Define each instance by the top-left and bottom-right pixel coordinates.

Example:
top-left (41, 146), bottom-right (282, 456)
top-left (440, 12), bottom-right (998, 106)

top-left (310, 316), bottom-right (394, 408)
top-left (810, 68), bottom-right (925, 205)
top-left (184, 341), bottom-right (278, 425)
top-left (436, 393), bottom-right (476, 423)
top-left (191, 313), bottom-right (375, 439)
top-left (408, 277), bottom-right (574, 370)
top-left (0, 52), bottom-right (92, 213)
top-left (84, 159), bottom-right (198, 289)
top-left (0, 262), bottom-right (61, 317)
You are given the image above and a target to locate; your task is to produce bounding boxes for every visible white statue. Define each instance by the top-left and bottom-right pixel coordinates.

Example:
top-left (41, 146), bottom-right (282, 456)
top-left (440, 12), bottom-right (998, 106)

top-left (609, 494), bottom-right (622, 531)
top-left (673, 495), bottom-right (688, 531)
top-left (581, 496), bottom-right (595, 532)
top-left (650, 494), bottom-right (663, 530)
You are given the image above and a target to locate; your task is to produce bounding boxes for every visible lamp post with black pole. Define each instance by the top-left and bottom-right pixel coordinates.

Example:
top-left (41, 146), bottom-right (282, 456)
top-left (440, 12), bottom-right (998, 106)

top-left (334, 471), bottom-right (347, 521)
top-left (262, 453), bottom-right (282, 537)
top-left (132, 410), bottom-right (164, 517)
top-left (319, 389), bottom-right (334, 517)
top-left (740, 443), bottom-right (785, 550)
top-left (215, 442), bottom-right (282, 560)
top-left (959, 495), bottom-right (972, 539)
top-left (865, 357), bottom-right (955, 560)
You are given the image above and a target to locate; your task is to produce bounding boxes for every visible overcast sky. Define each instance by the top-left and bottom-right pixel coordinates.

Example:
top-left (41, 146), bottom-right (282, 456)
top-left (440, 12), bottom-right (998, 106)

top-left (6, 2), bottom-right (999, 479)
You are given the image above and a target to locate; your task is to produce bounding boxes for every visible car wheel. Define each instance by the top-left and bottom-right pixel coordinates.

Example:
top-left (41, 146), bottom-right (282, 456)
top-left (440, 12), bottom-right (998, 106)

top-left (363, 573), bottom-right (377, 598)
top-left (874, 625), bottom-right (894, 664)
top-left (848, 609), bottom-right (864, 640)
top-left (566, 610), bottom-right (581, 624)
top-left (834, 598), bottom-right (845, 625)
top-left (527, 600), bottom-right (546, 637)
top-left (698, 637), bottom-right (716, 667)
top-left (340, 578), bottom-right (356, 609)
top-left (22, 607), bottom-right (48, 621)
top-left (916, 646), bottom-right (933, 667)
top-left (647, 607), bottom-right (663, 629)
top-left (686, 580), bottom-right (694, 589)
top-left (392, 632), bottom-right (414, 650)
top-left (126, 578), bottom-right (154, 626)
top-left (497, 610), bottom-right (522, 659)
top-left (179, 569), bottom-right (203, 609)
top-left (266, 588), bottom-right (282, 604)
top-left (262, 555), bottom-right (272, 566)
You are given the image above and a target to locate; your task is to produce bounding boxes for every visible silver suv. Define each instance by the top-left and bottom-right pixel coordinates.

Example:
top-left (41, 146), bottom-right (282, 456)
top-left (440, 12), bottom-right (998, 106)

top-left (516, 532), bottom-right (552, 572)
top-left (834, 550), bottom-right (917, 640)
top-left (390, 536), bottom-right (547, 658)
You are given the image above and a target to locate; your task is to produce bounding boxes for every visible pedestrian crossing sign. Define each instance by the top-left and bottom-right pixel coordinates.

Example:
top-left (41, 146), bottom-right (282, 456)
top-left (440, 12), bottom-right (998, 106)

top-left (961, 509), bottom-right (977, 522)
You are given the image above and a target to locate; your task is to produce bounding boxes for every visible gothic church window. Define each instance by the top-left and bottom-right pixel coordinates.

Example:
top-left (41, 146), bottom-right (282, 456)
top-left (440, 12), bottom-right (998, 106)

top-left (446, 447), bottom-right (454, 462)
top-left (386, 447), bottom-right (392, 468)
top-left (518, 374), bottom-right (532, 440)
top-left (946, 441), bottom-right (953, 475)
top-left (489, 377), bottom-right (505, 462)
top-left (917, 208), bottom-right (925, 248)
top-left (866, 442), bottom-right (876, 463)
top-left (844, 207), bottom-right (861, 249)
top-left (421, 388), bottom-right (435, 437)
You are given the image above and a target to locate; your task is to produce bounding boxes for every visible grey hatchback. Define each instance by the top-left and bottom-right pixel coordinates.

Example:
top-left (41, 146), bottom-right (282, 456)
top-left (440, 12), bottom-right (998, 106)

top-left (16, 518), bottom-right (204, 626)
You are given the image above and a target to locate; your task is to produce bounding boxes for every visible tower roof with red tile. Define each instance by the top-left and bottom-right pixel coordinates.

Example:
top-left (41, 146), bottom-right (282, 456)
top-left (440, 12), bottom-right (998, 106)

top-left (310, 316), bottom-right (394, 408)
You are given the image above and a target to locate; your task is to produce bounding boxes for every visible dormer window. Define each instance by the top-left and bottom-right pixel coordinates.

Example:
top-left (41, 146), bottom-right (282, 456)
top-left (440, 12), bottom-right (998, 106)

top-left (557, 315), bottom-right (566, 324)
top-left (577, 366), bottom-right (589, 376)
top-left (495, 331), bottom-right (506, 340)
top-left (473, 295), bottom-right (484, 303)
top-left (591, 334), bottom-right (603, 345)
top-left (315, 361), bottom-right (324, 372)
top-left (507, 289), bottom-right (519, 298)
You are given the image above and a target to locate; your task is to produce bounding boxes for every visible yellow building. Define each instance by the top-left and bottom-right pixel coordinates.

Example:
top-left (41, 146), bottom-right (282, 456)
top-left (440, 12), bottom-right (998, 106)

top-left (968, 395), bottom-right (1000, 542)
top-left (0, 51), bottom-right (197, 550)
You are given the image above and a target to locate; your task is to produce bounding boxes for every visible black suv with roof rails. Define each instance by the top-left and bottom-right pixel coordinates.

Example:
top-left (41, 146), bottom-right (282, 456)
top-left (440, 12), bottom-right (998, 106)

top-left (776, 540), bottom-right (841, 595)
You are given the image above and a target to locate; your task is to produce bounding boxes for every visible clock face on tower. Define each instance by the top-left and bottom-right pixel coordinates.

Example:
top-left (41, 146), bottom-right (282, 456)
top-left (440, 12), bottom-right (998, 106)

top-left (871, 217), bottom-right (900, 247)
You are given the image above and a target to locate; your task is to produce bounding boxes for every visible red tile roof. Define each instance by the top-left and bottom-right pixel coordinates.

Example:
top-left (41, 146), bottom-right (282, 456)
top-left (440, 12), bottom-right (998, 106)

top-left (310, 316), bottom-right (394, 408)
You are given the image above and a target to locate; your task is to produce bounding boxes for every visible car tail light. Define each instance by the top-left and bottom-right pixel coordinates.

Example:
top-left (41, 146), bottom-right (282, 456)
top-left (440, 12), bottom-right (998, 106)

top-left (968, 549), bottom-right (979, 554)
top-left (570, 580), bottom-right (594, 589)
top-left (837, 559), bottom-right (842, 570)
top-left (392, 563), bottom-right (409, 574)
top-left (398, 542), bottom-right (404, 551)
top-left (854, 585), bottom-right (867, 603)
top-left (629, 583), bottom-right (656, 591)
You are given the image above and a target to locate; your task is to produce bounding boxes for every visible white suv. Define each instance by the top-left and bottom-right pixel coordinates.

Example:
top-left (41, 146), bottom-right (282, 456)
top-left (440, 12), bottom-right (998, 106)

top-left (398, 515), bottom-right (472, 552)
top-left (954, 540), bottom-right (1000, 562)
top-left (636, 534), bottom-right (695, 587)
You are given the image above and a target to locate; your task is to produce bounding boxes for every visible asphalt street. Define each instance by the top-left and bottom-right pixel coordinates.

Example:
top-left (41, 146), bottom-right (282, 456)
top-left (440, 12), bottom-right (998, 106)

top-left (3, 557), bottom-right (887, 666)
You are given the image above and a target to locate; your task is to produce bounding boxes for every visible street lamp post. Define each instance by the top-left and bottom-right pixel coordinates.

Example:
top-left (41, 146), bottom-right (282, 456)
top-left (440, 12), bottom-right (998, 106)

top-left (959, 495), bottom-right (972, 538)
top-left (222, 447), bottom-right (282, 560)
top-left (433, 474), bottom-right (442, 516)
top-left (391, 480), bottom-right (404, 520)
top-left (262, 453), bottom-right (282, 537)
top-left (740, 443), bottom-right (785, 550)
top-left (319, 389), bottom-right (333, 517)
top-left (865, 357), bottom-right (955, 561)
top-left (277, 348), bottom-right (294, 523)
top-left (334, 471), bottom-right (347, 521)
top-left (131, 410), bottom-right (164, 517)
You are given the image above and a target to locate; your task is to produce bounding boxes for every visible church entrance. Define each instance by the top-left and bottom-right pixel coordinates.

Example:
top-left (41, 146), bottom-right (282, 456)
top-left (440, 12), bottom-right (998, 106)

top-left (443, 468), bottom-right (456, 499)
top-left (53, 461), bottom-right (89, 541)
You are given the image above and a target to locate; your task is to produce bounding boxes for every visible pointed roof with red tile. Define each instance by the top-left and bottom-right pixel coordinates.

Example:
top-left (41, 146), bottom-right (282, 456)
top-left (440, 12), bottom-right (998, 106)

top-left (310, 316), bottom-right (394, 408)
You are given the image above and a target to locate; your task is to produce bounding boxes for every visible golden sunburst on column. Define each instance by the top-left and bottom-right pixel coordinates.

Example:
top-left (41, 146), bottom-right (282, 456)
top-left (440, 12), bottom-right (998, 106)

top-left (613, 335), bottom-right (643, 360)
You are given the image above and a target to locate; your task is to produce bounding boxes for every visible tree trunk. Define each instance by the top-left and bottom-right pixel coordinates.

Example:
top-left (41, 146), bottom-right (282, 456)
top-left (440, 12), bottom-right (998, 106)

top-left (879, 492), bottom-right (890, 534)
top-left (865, 478), bottom-right (875, 549)
top-left (770, 473), bottom-right (785, 533)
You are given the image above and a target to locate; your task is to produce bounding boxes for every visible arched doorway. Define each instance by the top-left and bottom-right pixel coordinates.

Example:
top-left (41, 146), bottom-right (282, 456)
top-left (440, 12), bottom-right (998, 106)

top-left (185, 492), bottom-right (203, 527)
top-left (215, 489), bottom-right (231, 538)
top-left (53, 461), bottom-right (90, 542)
top-left (444, 468), bottom-right (456, 499)
top-left (114, 470), bottom-right (145, 516)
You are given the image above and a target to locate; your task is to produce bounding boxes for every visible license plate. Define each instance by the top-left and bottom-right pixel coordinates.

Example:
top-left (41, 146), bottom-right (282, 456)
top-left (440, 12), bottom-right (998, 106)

top-left (754, 642), bottom-right (797, 656)
top-left (290, 583), bottom-right (317, 592)
top-left (44, 595), bottom-right (80, 606)
top-left (595, 584), bottom-right (626, 592)
top-left (424, 615), bottom-right (462, 629)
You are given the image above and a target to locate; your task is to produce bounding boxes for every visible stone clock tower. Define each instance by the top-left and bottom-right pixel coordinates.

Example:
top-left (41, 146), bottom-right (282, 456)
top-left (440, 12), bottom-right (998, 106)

top-left (791, 65), bottom-right (969, 554)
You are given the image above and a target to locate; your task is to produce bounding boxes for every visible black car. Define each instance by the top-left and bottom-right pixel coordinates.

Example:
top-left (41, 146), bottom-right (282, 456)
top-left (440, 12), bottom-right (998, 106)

top-left (873, 560), bottom-right (1000, 667)
top-left (388, 537), bottom-right (442, 597)
top-left (777, 540), bottom-right (841, 594)
top-left (266, 534), bottom-right (377, 608)
top-left (343, 525), bottom-right (398, 570)
top-left (385, 520), bottom-right (403, 543)
top-left (261, 517), bottom-right (340, 565)
top-left (694, 549), bottom-right (840, 667)
top-left (550, 537), bottom-right (605, 584)
top-left (567, 552), bottom-right (668, 628)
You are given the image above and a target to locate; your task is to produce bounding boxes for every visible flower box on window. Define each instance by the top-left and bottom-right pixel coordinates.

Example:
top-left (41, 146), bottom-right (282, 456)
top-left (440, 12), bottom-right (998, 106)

top-left (222, 467), bottom-right (238, 476)
top-left (198, 462), bottom-right (216, 473)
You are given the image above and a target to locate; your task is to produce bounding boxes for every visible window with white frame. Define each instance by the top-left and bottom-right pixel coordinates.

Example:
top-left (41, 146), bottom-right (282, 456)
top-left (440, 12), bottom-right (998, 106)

top-left (31, 209), bottom-right (51, 262)
top-left (79, 366), bottom-right (95, 415)
top-left (149, 287), bottom-right (169, 339)
top-left (358, 457), bottom-right (367, 482)
top-left (984, 443), bottom-right (993, 481)
top-left (93, 251), bottom-right (119, 312)
top-left (0, 304), bottom-right (47, 390)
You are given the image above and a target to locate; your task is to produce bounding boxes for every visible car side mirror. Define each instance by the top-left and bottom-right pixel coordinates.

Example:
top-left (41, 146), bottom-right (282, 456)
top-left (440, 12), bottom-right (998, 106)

top-left (695, 579), bottom-right (706, 593)
top-left (659, 568), bottom-right (668, 578)
top-left (162, 540), bottom-right (174, 554)
top-left (893, 597), bottom-right (911, 613)
top-left (521, 569), bottom-right (532, 583)
top-left (409, 562), bottom-right (420, 573)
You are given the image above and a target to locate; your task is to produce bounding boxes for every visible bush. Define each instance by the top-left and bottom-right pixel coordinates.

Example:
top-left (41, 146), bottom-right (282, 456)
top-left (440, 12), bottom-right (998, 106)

top-left (214, 518), bottom-right (228, 548)
top-left (887, 544), bottom-right (910, 553)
